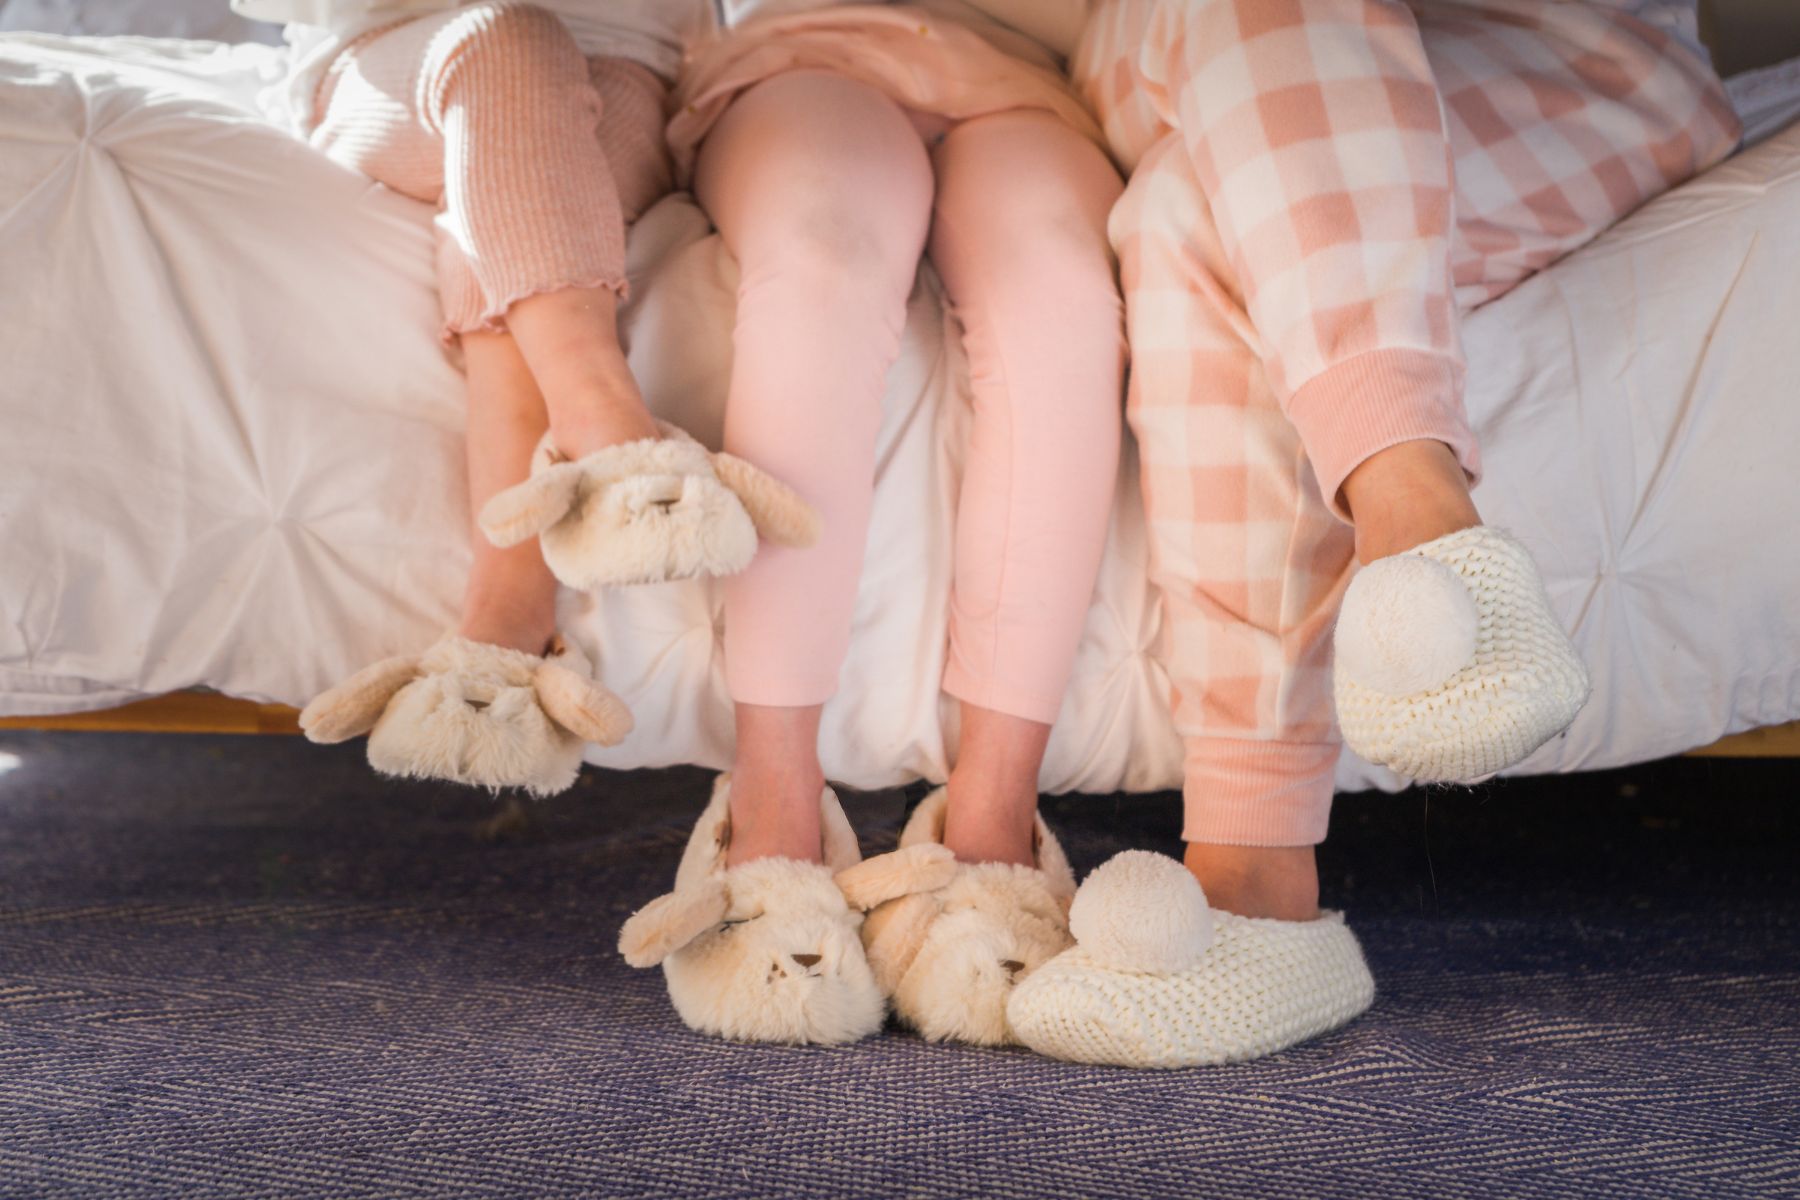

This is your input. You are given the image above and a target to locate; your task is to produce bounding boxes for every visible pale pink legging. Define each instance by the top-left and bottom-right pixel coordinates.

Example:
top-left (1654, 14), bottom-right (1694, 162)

top-left (696, 71), bottom-right (1127, 723)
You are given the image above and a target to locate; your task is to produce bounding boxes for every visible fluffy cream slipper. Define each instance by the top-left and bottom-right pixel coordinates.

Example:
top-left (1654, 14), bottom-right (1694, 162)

top-left (478, 422), bottom-right (820, 590)
top-left (298, 633), bottom-right (630, 796)
top-left (1006, 851), bottom-right (1374, 1068)
top-left (1334, 525), bottom-right (1590, 781)
top-left (618, 775), bottom-right (955, 1046)
top-left (853, 788), bottom-right (1077, 1046)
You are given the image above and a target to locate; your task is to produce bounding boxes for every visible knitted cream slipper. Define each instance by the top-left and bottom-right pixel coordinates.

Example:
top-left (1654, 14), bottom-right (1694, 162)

top-left (298, 633), bottom-right (630, 796)
top-left (617, 775), bottom-right (955, 1046)
top-left (478, 421), bottom-right (820, 590)
top-left (851, 788), bottom-right (1076, 1046)
top-left (1006, 852), bottom-right (1374, 1068)
top-left (1333, 525), bottom-right (1590, 781)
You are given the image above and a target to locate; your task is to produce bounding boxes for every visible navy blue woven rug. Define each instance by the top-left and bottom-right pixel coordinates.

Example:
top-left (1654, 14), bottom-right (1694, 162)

top-left (1, 733), bottom-right (1795, 1199)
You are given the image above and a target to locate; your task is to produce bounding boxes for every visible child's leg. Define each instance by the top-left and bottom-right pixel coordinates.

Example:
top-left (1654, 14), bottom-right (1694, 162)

top-left (310, 1), bottom-right (660, 458)
top-left (1114, 137), bottom-right (1344, 918)
top-left (457, 330), bottom-right (559, 655)
top-left (691, 72), bottom-right (935, 864)
top-left (1079, 0), bottom-right (1739, 911)
top-left (923, 110), bottom-right (1127, 866)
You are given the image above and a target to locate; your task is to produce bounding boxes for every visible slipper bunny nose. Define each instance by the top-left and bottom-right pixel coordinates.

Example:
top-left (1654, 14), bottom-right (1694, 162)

top-left (635, 475), bottom-right (685, 514)
top-left (791, 953), bottom-right (823, 969)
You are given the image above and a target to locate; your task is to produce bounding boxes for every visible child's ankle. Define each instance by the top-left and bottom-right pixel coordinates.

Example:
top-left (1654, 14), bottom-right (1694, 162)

top-left (941, 775), bottom-right (1037, 867)
top-left (456, 611), bottom-right (555, 656)
top-left (1182, 842), bottom-right (1321, 921)
top-left (550, 397), bottom-right (660, 462)
top-left (725, 763), bottom-right (826, 867)
top-left (1340, 440), bottom-right (1480, 565)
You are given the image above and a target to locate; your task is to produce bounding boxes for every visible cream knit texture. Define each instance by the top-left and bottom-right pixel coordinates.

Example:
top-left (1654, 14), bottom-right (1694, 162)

top-left (1333, 525), bottom-right (1590, 782)
top-left (1008, 854), bottom-right (1375, 1069)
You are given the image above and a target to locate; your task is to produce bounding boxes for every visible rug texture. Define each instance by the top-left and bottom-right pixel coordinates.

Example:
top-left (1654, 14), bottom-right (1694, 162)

top-left (0, 734), bottom-right (1795, 1199)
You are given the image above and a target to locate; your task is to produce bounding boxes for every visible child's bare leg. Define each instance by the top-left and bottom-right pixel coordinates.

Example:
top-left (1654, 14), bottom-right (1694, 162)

top-left (942, 705), bottom-right (1049, 867)
top-left (726, 704), bottom-right (826, 866)
top-left (455, 329), bottom-right (559, 653)
top-left (504, 286), bottom-right (660, 461)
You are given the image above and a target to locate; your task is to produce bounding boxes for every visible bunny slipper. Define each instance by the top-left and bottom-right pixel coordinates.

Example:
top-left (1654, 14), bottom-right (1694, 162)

top-left (858, 788), bottom-right (1077, 1046)
top-left (618, 775), bottom-right (957, 1046)
top-left (299, 633), bottom-right (630, 796)
top-left (478, 422), bottom-right (821, 590)
top-left (1006, 852), bottom-right (1374, 1069)
top-left (1334, 525), bottom-right (1590, 782)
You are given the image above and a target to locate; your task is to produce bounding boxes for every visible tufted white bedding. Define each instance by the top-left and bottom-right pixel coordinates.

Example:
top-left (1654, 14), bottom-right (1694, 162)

top-left (2, 32), bottom-right (1798, 795)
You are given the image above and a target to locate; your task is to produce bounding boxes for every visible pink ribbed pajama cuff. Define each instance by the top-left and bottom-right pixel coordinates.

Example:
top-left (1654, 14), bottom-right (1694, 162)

top-left (1182, 738), bottom-right (1341, 847)
top-left (1285, 348), bottom-right (1481, 522)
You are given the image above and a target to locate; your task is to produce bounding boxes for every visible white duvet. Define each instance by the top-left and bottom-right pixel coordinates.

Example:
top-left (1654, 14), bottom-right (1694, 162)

top-left (2, 33), bottom-right (1798, 795)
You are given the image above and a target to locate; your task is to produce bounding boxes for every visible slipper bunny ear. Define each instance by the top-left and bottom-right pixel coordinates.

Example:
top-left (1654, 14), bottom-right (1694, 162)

top-left (478, 461), bottom-right (585, 549)
top-left (860, 891), bottom-right (939, 993)
top-left (298, 655), bottom-right (421, 744)
top-left (709, 452), bottom-right (822, 549)
top-left (533, 660), bottom-right (634, 747)
top-left (835, 843), bottom-right (958, 912)
top-left (618, 879), bottom-right (731, 968)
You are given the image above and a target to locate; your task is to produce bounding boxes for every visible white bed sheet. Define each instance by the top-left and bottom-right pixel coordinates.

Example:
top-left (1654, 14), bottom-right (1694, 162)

top-left (2, 33), bottom-right (1797, 795)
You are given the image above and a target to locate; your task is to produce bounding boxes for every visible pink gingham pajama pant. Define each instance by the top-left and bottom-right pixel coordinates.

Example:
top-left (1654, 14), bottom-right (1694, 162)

top-left (1073, 0), bottom-right (1739, 845)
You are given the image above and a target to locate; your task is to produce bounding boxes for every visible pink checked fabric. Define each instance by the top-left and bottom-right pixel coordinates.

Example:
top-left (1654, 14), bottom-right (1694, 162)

top-left (1073, 0), bottom-right (1738, 845)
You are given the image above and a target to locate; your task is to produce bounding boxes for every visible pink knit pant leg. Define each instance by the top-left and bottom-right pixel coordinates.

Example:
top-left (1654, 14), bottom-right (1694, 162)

top-left (308, 1), bottom-right (672, 339)
top-left (929, 110), bottom-right (1127, 725)
top-left (695, 72), bottom-right (935, 706)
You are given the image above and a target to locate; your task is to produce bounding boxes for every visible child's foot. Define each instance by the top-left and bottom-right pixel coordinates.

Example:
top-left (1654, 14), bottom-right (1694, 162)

top-left (477, 424), bottom-right (820, 590)
top-left (859, 788), bottom-right (1077, 1046)
top-left (618, 775), bottom-right (953, 1045)
top-left (299, 633), bottom-right (632, 795)
top-left (1334, 525), bottom-right (1590, 781)
top-left (1006, 851), bottom-right (1374, 1068)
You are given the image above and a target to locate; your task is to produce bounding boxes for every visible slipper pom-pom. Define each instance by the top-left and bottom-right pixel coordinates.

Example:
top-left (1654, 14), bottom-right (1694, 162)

top-left (1336, 553), bottom-right (1477, 696)
top-left (1068, 851), bottom-right (1212, 973)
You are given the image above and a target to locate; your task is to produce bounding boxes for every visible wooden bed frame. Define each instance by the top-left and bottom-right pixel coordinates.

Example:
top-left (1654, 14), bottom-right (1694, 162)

top-left (2, 693), bottom-right (1795, 757)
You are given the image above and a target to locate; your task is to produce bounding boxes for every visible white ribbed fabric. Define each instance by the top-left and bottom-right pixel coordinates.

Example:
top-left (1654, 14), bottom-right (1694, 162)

top-left (1008, 867), bottom-right (1375, 1069)
top-left (1333, 525), bottom-right (1590, 782)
